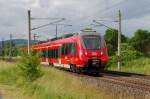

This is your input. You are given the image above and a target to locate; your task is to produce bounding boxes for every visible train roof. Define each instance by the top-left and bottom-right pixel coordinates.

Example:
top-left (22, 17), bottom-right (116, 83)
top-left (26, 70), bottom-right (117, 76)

top-left (32, 28), bottom-right (102, 48)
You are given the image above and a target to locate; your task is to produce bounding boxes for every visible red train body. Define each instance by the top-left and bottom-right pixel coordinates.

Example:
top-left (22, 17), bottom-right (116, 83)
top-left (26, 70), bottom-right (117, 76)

top-left (32, 29), bottom-right (108, 73)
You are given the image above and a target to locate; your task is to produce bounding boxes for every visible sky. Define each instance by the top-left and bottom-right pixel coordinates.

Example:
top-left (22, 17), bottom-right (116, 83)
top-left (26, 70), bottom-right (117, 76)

top-left (0, 0), bottom-right (150, 40)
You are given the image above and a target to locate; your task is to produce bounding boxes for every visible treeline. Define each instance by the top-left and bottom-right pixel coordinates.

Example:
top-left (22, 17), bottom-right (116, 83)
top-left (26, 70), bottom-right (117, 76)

top-left (0, 41), bottom-right (20, 59)
top-left (104, 29), bottom-right (150, 66)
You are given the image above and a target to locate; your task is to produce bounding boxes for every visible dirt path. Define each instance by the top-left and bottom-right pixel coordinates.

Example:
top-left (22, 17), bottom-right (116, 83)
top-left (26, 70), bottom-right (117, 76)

top-left (0, 93), bottom-right (2, 99)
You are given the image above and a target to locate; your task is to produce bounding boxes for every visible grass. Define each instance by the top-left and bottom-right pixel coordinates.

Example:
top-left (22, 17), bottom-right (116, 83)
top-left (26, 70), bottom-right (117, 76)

top-left (1, 57), bottom-right (149, 99)
top-left (107, 57), bottom-right (150, 75)
top-left (0, 61), bottom-right (113, 99)
top-left (31, 67), bottom-right (111, 99)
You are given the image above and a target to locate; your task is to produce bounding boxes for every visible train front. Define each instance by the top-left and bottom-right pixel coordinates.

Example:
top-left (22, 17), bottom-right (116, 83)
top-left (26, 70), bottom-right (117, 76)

top-left (79, 28), bottom-right (108, 73)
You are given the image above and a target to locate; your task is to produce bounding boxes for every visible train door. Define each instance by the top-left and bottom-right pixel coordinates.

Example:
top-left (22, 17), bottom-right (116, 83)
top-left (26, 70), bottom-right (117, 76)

top-left (70, 43), bottom-right (77, 65)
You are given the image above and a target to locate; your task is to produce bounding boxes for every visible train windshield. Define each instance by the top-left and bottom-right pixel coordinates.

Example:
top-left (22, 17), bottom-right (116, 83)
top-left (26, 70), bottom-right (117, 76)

top-left (82, 35), bottom-right (101, 51)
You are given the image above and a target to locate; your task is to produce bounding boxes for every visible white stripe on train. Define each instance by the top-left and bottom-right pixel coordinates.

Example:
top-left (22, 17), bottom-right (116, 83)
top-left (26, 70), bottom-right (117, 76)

top-left (41, 62), bottom-right (70, 69)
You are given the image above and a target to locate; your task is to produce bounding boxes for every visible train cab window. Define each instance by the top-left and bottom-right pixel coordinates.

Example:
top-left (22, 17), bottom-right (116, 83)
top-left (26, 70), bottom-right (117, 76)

top-left (82, 35), bottom-right (101, 51)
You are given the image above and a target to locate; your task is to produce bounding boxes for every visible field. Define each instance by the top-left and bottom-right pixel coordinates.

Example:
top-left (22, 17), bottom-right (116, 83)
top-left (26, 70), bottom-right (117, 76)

top-left (0, 57), bottom-right (150, 99)
top-left (0, 60), bottom-right (112, 99)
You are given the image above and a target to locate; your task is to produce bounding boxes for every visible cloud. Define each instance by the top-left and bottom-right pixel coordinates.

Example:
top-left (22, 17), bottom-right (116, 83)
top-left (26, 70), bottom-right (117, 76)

top-left (0, 0), bottom-right (150, 40)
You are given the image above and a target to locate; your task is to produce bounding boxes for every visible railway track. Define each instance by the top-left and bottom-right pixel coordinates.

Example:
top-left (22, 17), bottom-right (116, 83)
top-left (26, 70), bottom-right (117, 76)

top-left (101, 70), bottom-right (150, 80)
top-left (99, 73), bottom-right (150, 92)
top-left (69, 70), bottom-right (150, 92)
top-left (50, 65), bottom-right (150, 92)
top-left (77, 71), bottom-right (150, 98)
top-left (45, 66), bottom-right (150, 98)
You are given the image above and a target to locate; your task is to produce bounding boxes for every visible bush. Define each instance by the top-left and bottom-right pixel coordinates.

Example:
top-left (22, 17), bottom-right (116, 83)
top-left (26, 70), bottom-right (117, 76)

top-left (107, 43), bottom-right (143, 68)
top-left (129, 29), bottom-right (150, 56)
top-left (107, 56), bottom-right (117, 67)
top-left (17, 53), bottom-right (43, 82)
top-left (104, 28), bottom-right (127, 55)
top-left (121, 43), bottom-right (143, 64)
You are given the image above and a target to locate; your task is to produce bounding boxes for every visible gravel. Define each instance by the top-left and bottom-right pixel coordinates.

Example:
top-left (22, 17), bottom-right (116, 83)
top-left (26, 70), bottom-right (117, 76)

top-left (79, 75), bottom-right (150, 99)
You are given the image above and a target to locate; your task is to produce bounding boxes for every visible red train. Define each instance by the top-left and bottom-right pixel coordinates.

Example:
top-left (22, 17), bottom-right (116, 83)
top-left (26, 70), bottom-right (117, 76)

top-left (32, 28), bottom-right (108, 73)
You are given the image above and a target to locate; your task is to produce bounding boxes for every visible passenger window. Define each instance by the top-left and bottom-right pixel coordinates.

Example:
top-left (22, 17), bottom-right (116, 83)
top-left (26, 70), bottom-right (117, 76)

top-left (48, 50), bottom-right (51, 58)
top-left (48, 49), bottom-right (58, 58)
top-left (61, 43), bottom-right (77, 55)
top-left (70, 43), bottom-right (77, 54)
top-left (61, 44), bottom-right (65, 55)
top-left (42, 50), bottom-right (47, 58)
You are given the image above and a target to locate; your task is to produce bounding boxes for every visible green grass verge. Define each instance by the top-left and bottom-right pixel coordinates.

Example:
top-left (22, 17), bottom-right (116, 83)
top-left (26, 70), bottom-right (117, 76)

top-left (107, 57), bottom-right (150, 75)
top-left (0, 57), bottom-right (149, 99)
top-left (0, 61), bottom-right (112, 99)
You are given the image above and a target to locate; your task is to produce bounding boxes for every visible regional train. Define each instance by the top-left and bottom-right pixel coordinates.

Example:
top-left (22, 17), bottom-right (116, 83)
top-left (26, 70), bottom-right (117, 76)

top-left (32, 28), bottom-right (108, 73)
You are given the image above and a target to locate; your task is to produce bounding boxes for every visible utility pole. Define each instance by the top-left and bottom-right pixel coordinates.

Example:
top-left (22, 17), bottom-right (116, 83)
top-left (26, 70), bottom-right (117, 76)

top-left (56, 25), bottom-right (58, 38)
top-left (9, 33), bottom-right (12, 60)
top-left (33, 33), bottom-right (39, 44)
top-left (33, 33), bottom-right (36, 42)
top-left (28, 10), bottom-right (31, 54)
top-left (1, 38), bottom-right (4, 60)
top-left (118, 10), bottom-right (122, 71)
top-left (54, 24), bottom-right (72, 39)
top-left (0, 38), bottom-right (3, 58)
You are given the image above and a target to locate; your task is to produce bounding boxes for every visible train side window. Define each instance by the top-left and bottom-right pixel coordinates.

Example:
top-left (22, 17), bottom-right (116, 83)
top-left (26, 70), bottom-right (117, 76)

top-left (54, 50), bottom-right (56, 58)
top-left (42, 50), bottom-right (45, 58)
top-left (61, 44), bottom-right (66, 55)
top-left (65, 44), bottom-right (68, 55)
top-left (48, 49), bottom-right (58, 58)
top-left (48, 50), bottom-right (51, 58)
top-left (48, 49), bottom-right (53, 58)
top-left (64, 43), bottom-right (70, 55)
top-left (52, 50), bottom-right (54, 58)
top-left (70, 43), bottom-right (77, 54)
top-left (55, 49), bottom-right (58, 58)
top-left (42, 50), bottom-right (47, 58)
top-left (66, 43), bottom-right (71, 54)
top-left (61, 43), bottom-right (77, 55)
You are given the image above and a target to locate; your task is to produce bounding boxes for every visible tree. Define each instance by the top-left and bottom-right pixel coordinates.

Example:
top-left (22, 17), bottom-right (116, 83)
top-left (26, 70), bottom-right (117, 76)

top-left (121, 43), bottom-right (143, 64)
top-left (2, 41), bottom-right (19, 57)
top-left (129, 29), bottom-right (150, 56)
top-left (17, 53), bottom-right (43, 82)
top-left (107, 43), bottom-right (143, 67)
top-left (104, 28), bottom-right (127, 55)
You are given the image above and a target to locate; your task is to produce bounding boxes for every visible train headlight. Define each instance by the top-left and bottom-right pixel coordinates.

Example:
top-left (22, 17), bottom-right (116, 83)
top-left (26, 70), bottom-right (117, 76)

top-left (101, 51), bottom-right (103, 55)
top-left (85, 51), bottom-right (87, 55)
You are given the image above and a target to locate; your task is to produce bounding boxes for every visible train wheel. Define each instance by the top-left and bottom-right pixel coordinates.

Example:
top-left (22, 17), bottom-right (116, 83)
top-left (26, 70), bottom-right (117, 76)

top-left (51, 63), bottom-right (54, 67)
top-left (49, 63), bottom-right (54, 67)
top-left (70, 64), bottom-right (76, 73)
top-left (48, 63), bottom-right (51, 66)
top-left (76, 68), bottom-right (81, 74)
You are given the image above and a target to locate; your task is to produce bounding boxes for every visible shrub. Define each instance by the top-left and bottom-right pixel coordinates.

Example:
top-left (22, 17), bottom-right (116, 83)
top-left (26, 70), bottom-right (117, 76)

top-left (121, 43), bottom-right (143, 65)
top-left (107, 43), bottom-right (143, 68)
top-left (129, 29), bottom-right (150, 56)
top-left (107, 55), bottom-right (117, 67)
top-left (17, 53), bottom-right (43, 82)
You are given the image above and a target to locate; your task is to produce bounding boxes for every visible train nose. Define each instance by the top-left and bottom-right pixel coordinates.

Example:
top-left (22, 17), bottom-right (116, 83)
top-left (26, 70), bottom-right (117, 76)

top-left (85, 49), bottom-right (103, 57)
top-left (86, 50), bottom-right (99, 57)
top-left (88, 59), bottom-right (101, 67)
